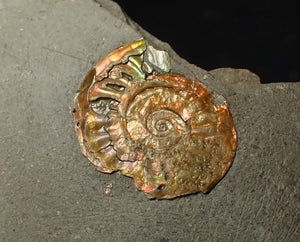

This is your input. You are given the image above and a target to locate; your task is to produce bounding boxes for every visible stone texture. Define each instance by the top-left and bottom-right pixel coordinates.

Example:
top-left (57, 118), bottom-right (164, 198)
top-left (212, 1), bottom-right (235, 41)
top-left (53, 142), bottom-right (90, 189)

top-left (0, 0), bottom-right (299, 241)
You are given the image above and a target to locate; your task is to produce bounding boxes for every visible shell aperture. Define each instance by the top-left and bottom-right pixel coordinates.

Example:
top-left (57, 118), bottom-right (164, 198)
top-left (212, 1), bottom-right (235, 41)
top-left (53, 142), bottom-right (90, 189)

top-left (74, 39), bottom-right (237, 199)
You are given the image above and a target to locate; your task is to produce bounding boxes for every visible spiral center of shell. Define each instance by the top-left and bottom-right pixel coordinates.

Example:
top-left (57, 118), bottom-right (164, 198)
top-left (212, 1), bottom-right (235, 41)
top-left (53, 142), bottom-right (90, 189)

top-left (155, 120), bottom-right (171, 133)
top-left (146, 110), bottom-right (186, 138)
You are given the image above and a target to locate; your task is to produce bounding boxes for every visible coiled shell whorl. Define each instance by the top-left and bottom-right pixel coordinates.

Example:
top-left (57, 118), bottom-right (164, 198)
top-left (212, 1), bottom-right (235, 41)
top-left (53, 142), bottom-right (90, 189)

top-left (74, 39), bottom-right (237, 199)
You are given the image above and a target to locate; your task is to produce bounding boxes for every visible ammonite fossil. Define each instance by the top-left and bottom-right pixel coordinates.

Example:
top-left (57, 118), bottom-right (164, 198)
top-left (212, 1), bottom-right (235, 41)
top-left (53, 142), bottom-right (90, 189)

top-left (74, 39), bottom-right (237, 199)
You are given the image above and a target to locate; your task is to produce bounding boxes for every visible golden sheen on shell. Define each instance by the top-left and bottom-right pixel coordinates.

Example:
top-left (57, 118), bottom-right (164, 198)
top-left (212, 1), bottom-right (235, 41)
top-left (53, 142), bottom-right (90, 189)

top-left (74, 39), bottom-right (237, 199)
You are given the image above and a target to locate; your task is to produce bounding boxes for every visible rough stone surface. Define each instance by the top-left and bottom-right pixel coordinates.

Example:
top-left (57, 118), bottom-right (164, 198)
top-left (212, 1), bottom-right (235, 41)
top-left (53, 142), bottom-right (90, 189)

top-left (0, 0), bottom-right (299, 241)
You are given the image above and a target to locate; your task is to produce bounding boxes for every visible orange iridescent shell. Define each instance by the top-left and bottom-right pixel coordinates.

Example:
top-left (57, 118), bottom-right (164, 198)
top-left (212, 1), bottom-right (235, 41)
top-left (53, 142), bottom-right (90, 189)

top-left (74, 39), bottom-right (237, 199)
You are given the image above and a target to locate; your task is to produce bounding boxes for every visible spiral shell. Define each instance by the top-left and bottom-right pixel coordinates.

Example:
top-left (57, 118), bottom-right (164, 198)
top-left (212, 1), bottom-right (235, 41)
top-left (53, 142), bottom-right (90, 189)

top-left (74, 39), bottom-right (237, 199)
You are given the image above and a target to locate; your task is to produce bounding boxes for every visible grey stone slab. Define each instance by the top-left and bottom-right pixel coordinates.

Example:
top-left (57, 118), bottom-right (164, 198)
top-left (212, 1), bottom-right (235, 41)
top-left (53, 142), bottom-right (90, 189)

top-left (0, 0), bottom-right (299, 241)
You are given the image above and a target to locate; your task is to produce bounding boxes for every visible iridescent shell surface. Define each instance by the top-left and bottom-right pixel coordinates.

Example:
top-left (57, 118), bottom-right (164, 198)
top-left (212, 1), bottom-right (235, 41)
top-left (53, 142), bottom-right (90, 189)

top-left (74, 39), bottom-right (237, 199)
